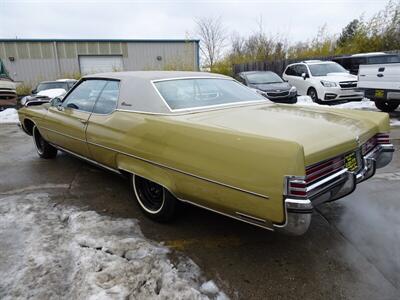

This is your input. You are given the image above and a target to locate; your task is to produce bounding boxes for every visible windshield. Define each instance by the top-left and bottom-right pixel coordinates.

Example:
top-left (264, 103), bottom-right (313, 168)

top-left (154, 78), bottom-right (266, 110)
top-left (308, 63), bottom-right (347, 76)
top-left (246, 72), bottom-right (283, 84)
top-left (36, 82), bottom-right (68, 93)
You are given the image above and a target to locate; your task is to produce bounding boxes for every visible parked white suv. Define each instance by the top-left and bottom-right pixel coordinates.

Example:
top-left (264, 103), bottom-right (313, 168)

top-left (282, 60), bottom-right (364, 102)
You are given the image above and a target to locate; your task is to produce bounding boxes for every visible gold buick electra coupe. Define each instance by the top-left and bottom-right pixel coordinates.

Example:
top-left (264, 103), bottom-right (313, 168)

top-left (18, 71), bottom-right (394, 235)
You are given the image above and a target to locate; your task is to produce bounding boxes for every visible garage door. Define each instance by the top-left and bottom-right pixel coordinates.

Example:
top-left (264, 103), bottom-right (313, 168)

top-left (79, 56), bottom-right (123, 75)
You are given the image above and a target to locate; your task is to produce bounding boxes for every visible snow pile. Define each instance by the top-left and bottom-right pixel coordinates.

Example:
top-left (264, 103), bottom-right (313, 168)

top-left (0, 108), bottom-right (19, 124)
top-left (295, 96), bottom-right (400, 126)
top-left (296, 95), bottom-right (320, 106)
top-left (0, 193), bottom-right (228, 300)
top-left (296, 96), bottom-right (375, 110)
top-left (334, 98), bottom-right (377, 110)
top-left (391, 119), bottom-right (400, 126)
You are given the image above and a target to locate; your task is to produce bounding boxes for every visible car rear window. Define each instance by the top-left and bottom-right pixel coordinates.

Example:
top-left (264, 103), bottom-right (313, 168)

top-left (154, 78), bottom-right (265, 110)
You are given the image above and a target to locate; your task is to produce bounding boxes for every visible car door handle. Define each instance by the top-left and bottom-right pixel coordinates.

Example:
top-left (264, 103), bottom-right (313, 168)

top-left (377, 74), bottom-right (384, 77)
top-left (79, 119), bottom-right (88, 124)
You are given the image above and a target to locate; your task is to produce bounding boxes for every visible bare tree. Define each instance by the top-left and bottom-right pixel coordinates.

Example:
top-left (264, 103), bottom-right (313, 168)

top-left (195, 17), bottom-right (226, 70)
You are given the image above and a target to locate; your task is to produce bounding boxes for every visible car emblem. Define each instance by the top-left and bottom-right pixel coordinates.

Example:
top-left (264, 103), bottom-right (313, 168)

top-left (276, 90), bottom-right (281, 92)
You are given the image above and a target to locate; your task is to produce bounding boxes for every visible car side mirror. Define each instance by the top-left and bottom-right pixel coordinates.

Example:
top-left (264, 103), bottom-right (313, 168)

top-left (50, 97), bottom-right (64, 111)
top-left (31, 89), bottom-right (37, 94)
top-left (301, 73), bottom-right (309, 80)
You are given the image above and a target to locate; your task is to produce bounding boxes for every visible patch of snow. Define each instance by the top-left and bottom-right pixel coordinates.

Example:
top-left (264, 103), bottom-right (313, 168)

top-left (0, 193), bottom-right (228, 299)
top-left (391, 118), bottom-right (400, 127)
top-left (37, 88), bottom-right (66, 99)
top-left (295, 95), bottom-right (320, 106)
top-left (201, 281), bottom-right (220, 295)
top-left (295, 97), bottom-right (400, 126)
top-left (0, 108), bottom-right (19, 124)
top-left (334, 98), bottom-right (376, 110)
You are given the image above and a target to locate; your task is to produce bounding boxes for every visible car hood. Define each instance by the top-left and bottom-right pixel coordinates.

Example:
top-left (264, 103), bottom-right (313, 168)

top-left (175, 103), bottom-right (389, 165)
top-left (249, 82), bottom-right (291, 91)
top-left (37, 88), bottom-right (66, 98)
top-left (315, 73), bottom-right (357, 82)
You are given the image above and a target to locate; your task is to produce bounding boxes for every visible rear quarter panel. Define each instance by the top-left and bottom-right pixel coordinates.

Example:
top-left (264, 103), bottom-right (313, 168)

top-left (100, 111), bottom-right (306, 224)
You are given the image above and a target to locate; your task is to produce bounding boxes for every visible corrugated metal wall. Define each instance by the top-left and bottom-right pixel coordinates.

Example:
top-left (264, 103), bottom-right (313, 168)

top-left (0, 40), bottom-right (199, 85)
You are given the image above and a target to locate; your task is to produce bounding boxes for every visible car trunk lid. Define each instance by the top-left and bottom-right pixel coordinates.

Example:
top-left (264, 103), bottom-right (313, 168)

top-left (174, 103), bottom-right (389, 166)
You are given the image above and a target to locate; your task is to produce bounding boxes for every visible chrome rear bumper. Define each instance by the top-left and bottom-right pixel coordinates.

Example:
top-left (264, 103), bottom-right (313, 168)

top-left (275, 143), bottom-right (394, 235)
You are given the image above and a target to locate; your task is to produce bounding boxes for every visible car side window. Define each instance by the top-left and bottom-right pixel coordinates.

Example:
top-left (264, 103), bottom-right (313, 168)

top-left (235, 75), bottom-right (246, 85)
top-left (285, 66), bottom-right (295, 76)
top-left (296, 65), bottom-right (309, 76)
top-left (62, 80), bottom-right (107, 112)
top-left (92, 80), bottom-right (120, 114)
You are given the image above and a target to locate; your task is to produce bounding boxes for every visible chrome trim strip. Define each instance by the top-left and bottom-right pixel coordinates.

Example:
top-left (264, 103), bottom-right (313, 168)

top-left (115, 100), bottom-right (270, 116)
top-left (43, 125), bottom-right (269, 199)
top-left (41, 126), bottom-right (87, 143)
top-left (50, 143), bottom-right (121, 174)
top-left (179, 198), bottom-right (274, 231)
top-left (88, 139), bottom-right (269, 200)
top-left (150, 77), bottom-right (267, 113)
top-left (284, 168), bottom-right (347, 196)
top-left (118, 167), bottom-right (274, 231)
top-left (306, 168), bottom-right (347, 192)
top-left (235, 212), bottom-right (267, 224)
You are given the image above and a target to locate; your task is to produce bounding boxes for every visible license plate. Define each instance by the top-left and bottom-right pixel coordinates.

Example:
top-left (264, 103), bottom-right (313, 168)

top-left (375, 89), bottom-right (385, 98)
top-left (344, 152), bottom-right (358, 172)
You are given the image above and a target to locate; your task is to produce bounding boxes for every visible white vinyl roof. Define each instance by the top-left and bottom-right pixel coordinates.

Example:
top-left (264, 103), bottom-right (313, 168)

top-left (83, 71), bottom-right (231, 114)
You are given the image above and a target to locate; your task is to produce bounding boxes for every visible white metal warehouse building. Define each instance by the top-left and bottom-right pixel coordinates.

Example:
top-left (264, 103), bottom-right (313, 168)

top-left (0, 39), bottom-right (200, 84)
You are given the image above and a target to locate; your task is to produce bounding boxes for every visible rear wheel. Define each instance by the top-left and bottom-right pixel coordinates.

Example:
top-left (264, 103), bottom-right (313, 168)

top-left (374, 100), bottom-right (399, 112)
top-left (307, 87), bottom-right (319, 103)
top-left (33, 126), bottom-right (57, 159)
top-left (131, 174), bottom-right (177, 222)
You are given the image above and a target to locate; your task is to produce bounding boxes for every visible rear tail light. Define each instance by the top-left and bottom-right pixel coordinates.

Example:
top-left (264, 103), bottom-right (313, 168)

top-left (361, 133), bottom-right (390, 155)
top-left (361, 136), bottom-right (377, 155)
top-left (286, 133), bottom-right (390, 199)
top-left (286, 156), bottom-right (346, 199)
top-left (287, 179), bottom-right (307, 198)
top-left (376, 133), bottom-right (390, 144)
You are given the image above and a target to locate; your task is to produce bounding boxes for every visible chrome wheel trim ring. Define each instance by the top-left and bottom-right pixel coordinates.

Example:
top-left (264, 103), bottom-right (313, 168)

top-left (33, 126), bottom-right (44, 155)
top-left (132, 175), bottom-right (165, 214)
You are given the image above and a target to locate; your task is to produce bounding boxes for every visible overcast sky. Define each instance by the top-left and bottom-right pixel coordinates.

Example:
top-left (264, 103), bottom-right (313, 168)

top-left (0, 0), bottom-right (390, 45)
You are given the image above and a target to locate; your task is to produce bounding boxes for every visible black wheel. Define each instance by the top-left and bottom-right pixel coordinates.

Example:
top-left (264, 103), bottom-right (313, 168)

top-left (374, 101), bottom-right (399, 112)
top-left (33, 126), bottom-right (57, 159)
top-left (307, 87), bottom-right (319, 103)
top-left (131, 175), bottom-right (177, 222)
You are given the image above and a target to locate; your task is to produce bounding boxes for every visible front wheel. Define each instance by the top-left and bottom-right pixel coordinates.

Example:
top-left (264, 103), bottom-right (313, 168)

top-left (374, 100), bottom-right (399, 112)
top-left (307, 87), bottom-right (319, 103)
top-left (131, 175), bottom-right (177, 222)
top-left (33, 126), bottom-right (57, 159)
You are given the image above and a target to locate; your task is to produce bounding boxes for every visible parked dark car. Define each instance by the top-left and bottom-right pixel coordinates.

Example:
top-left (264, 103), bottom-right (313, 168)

top-left (333, 52), bottom-right (400, 75)
top-left (20, 79), bottom-right (77, 107)
top-left (235, 71), bottom-right (297, 103)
